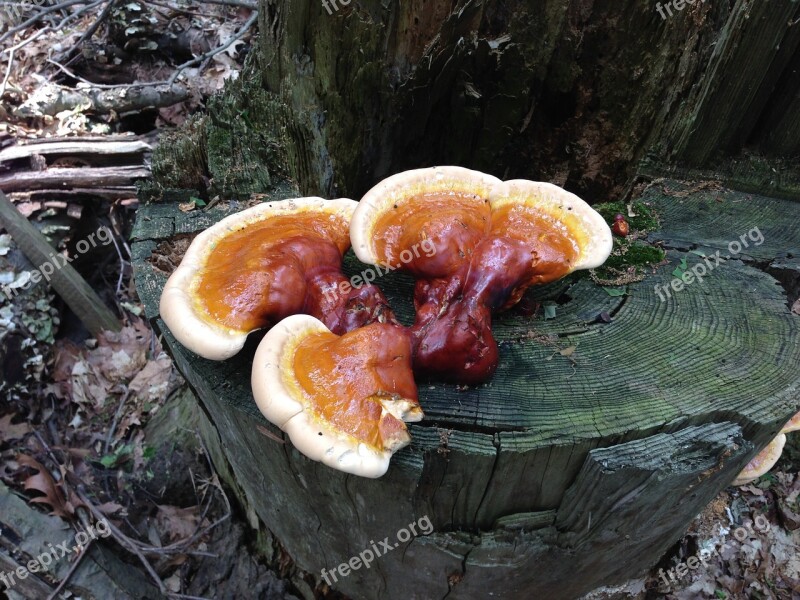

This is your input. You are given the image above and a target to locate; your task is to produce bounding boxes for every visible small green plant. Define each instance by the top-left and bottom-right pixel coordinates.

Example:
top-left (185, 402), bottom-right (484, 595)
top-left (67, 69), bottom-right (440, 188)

top-left (100, 444), bottom-right (132, 468)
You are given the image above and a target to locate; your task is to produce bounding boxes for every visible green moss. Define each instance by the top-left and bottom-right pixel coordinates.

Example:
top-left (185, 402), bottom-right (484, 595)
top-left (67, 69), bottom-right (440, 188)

top-left (147, 114), bottom-right (210, 201)
top-left (603, 240), bottom-right (665, 271)
top-left (145, 53), bottom-right (293, 203)
top-left (204, 66), bottom-right (281, 199)
top-left (594, 200), bottom-right (660, 232)
top-left (589, 201), bottom-right (665, 284)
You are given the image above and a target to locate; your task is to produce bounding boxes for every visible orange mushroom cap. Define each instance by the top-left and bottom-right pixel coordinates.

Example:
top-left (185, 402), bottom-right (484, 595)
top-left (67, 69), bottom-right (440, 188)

top-left (160, 198), bottom-right (394, 360)
top-left (252, 315), bottom-right (422, 478)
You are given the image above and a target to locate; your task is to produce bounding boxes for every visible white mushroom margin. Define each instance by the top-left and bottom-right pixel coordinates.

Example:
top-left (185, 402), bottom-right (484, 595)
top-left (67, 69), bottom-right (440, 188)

top-left (159, 197), bottom-right (357, 360)
top-left (349, 166), bottom-right (613, 272)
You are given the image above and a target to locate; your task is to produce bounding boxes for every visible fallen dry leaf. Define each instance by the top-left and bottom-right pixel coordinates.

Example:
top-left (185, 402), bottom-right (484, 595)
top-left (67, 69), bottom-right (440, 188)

top-left (128, 354), bottom-right (173, 403)
top-left (156, 504), bottom-right (201, 543)
top-left (0, 414), bottom-right (33, 442)
top-left (17, 454), bottom-right (72, 518)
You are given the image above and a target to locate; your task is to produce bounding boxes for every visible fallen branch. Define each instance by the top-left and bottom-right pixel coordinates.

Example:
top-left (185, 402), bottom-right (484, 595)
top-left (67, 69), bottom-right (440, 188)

top-left (0, 189), bottom-right (122, 335)
top-left (1, 47), bottom-right (13, 98)
top-left (46, 539), bottom-right (94, 600)
top-left (8, 187), bottom-right (139, 202)
top-left (195, 0), bottom-right (257, 8)
top-left (0, 138), bottom-right (150, 161)
top-left (15, 79), bottom-right (190, 116)
top-left (0, 165), bottom-right (150, 193)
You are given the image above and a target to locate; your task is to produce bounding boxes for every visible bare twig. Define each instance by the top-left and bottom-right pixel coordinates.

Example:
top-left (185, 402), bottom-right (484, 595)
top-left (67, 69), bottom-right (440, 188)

top-left (46, 539), bottom-right (94, 600)
top-left (32, 425), bottom-right (230, 600)
top-left (46, 9), bottom-right (256, 91)
top-left (62, 0), bottom-right (119, 65)
top-left (108, 203), bottom-right (132, 258)
top-left (167, 10), bottom-right (257, 85)
top-left (0, 0), bottom-right (94, 46)
top-left (142, 0), bottom-right (219, 18)
top-left (1, 0), bottom-right (105, 57)
top-left (32, 429), bottom-right (65, 481)
top-left (1, 47), bottom-right (14, 98)
top-left (76, 490), bottom-right (168, 596)
top-left (104, 389), bottom-right (131, 455)
top-left (46, 58), bottom-right (164, 89)
top-left (196, 0), bottom-right (257, 8)
top-left (104, 224), bottom-right (127, 296)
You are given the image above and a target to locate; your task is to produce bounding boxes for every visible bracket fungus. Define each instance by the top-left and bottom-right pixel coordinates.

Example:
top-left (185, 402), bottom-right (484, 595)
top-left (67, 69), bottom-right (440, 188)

top-left (733, 410), bottom-right (800, 486)
top-left (160, 198), bottom-right (394, 360)
top-left (350, 166), bottom-right (613, 383)
top-left (251, 315), bottom-right (422, 478)
top-left (160, 171), bottom-right (614, 476)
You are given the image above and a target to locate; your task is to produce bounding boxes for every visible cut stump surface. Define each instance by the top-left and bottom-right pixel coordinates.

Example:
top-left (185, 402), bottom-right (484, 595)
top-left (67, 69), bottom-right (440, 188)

top-left (131, 180), bottom-right (800, 600)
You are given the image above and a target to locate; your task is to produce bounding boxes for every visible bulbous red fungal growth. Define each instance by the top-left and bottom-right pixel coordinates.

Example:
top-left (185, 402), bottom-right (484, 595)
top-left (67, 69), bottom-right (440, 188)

top-left (350, 167), bottom-right (614, 384)
top-left (160, 198), bottom-right (395, 361)
top-left (612, 213), bottom-right (630, 237)
top-left (305, 267), bottom-right (395, 334)
top-left (410, 237), bottom-right (534, 382)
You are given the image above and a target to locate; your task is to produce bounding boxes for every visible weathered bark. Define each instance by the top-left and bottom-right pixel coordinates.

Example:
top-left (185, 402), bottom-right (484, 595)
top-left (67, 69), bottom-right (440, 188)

top-left (0, 136), bottom-right (151, 201)
top-left (0, 139), bottom-right (150, 162)
top-left (0, 166), bottom-right (149, 193)
top-left (229, 0), bottom-right (799, 200)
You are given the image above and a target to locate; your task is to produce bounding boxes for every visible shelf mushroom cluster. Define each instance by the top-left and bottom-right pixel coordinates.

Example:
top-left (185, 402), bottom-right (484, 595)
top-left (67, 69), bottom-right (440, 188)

top-left (160, 167), bottom-right (613, 477)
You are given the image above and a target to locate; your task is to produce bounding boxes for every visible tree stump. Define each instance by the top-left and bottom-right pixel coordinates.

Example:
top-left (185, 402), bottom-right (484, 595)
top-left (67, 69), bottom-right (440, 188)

top-left (131, 179), bottom-right (800, 599)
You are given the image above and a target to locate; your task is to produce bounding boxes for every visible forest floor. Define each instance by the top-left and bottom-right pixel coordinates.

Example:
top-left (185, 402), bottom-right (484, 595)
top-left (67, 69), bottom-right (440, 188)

top-left (1, 2), bottom-right (799, 599)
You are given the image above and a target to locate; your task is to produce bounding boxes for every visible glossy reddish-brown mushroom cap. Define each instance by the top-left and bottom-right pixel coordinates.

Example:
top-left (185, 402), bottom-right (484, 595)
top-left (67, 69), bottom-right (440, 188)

top-left (160, 198), bottom-right (394, 360)
top-left (350, 167), bottom-right (613, 383)
top-left (252, 315), bottom-right (422, 478)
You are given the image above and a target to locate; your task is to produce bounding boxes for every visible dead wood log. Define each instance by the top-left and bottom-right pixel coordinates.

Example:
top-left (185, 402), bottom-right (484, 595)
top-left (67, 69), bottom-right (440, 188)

top-left (15, 82), bottom-right (189, 117)
top-left (0, 190), bottom-right (121, 335)
top-left (0, 138), bottom-right (150, 162)
top-left (7, 187), bottom-right (140, 203)
top-left (0, 166), bottom-right (149, 193)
